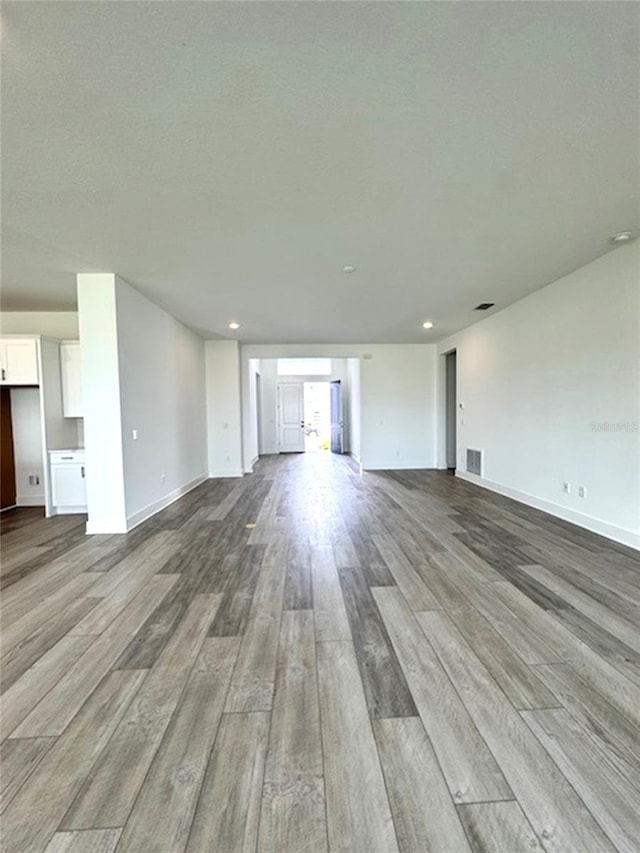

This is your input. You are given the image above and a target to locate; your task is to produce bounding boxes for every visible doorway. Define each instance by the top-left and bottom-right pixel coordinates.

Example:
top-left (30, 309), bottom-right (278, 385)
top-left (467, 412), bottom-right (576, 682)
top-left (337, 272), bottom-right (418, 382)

top-left (270, 358), bottom-right (352, 459)
top-left (303, 382), bottom-right (331, 452)
top-left (1, 388), bottom-right (17, 509)
top-left (276, 380), bottom-right (333, 453)
top-left (445, 350), bottom-right (457, 471)
top-left (330, 379), bottom-right (344, 454)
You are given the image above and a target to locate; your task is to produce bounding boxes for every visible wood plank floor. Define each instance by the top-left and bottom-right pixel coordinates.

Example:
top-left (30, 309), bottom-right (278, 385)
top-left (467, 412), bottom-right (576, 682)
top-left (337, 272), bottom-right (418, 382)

top-left (1, 453), bottom-right (639, 852)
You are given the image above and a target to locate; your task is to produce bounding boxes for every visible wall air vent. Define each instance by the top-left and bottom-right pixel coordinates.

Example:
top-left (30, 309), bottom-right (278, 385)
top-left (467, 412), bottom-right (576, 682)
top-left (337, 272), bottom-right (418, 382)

top-left (466, 448), bottom-right (483, 476)
top-left (475, 302), bottom-right (495, 311)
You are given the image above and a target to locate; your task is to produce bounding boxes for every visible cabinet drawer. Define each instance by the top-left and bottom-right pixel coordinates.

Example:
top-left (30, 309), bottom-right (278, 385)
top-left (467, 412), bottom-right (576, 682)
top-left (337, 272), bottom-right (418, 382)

top-left (50, 450), bottom-right (85, 464)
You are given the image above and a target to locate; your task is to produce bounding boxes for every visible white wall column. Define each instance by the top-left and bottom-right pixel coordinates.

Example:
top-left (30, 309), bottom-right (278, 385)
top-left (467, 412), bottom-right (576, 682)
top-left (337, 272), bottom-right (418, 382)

top-left (79, 273), bottom-right (208, 534)
top-left (205, 340), bottom-right (243, 477)
top-left (77, 273), bottom-right (127, 533)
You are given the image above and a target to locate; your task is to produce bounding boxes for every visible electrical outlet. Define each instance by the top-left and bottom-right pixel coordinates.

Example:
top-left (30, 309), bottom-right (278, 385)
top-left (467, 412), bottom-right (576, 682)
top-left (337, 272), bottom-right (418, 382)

top-left (132, 429), bottom-right (138, 440)
top-left (578, 485), bottom-right (587, 499)
top-left (160, 473), bottom-right (166, 483)
top-left (562, 482), bottom-right (571, 494)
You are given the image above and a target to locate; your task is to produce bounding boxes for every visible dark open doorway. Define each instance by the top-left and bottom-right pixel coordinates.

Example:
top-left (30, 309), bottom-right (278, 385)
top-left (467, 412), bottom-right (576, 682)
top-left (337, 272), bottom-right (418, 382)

top-left (445, 351), bottom-right (457, 471)
top-left (1, 388), bottom-right (17, 510)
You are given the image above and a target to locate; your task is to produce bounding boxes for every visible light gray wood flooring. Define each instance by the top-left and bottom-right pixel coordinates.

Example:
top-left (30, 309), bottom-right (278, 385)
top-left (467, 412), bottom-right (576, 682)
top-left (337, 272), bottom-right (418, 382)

top-left (1, 453), bottom-right (639, 852)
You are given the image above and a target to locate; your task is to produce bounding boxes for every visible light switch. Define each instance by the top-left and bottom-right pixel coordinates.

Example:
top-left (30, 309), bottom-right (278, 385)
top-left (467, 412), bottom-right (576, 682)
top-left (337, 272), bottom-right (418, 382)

top-left (132, 429), bottom-right (138, 440)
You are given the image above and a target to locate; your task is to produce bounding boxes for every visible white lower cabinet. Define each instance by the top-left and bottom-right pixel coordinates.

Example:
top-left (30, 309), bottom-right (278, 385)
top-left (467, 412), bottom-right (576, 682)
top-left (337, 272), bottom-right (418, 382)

top-left (50, 450), bottom-right (87, 512)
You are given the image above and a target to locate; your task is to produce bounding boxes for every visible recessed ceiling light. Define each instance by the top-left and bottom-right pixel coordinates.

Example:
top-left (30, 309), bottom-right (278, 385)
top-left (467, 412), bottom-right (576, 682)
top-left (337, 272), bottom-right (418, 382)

top-left (610, 231), bottom-right (634, 245)
top-left (343, 265), bottom-right (356, 273)
top-left (228, 322), bottom-right (240, 330)
top-left (422, 321), bottom-right (434, 329)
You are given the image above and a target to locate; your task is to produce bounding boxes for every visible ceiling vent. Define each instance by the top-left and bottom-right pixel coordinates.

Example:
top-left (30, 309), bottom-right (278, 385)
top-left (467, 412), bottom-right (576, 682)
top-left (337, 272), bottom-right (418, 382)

top-left (475, 302), bottom-right (495, 311)
top-left (466, 448), bottom-right (483, 476)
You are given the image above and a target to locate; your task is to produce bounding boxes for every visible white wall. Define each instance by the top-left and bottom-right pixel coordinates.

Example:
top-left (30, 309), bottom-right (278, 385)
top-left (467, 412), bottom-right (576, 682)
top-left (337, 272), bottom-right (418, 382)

top-left (348, 358), bottom-right (362, 463)
top-left (360, 345), bottom-right (437, 470)
top-left (437, 242), bottom-right (640, 548)
top-left (241, 344), bottom-right (438, 471)
top-left (258, 359), bottom-right (278, 454)
top-left (0, 312), bottom-right (79, 338)
top-left (10, 388), bottom-right (44, 506)
top-left (78, 274), bottom-right (127, 533)
top-left (114, 277), bottom-right (207, 527)
top-left (205, 340), bottom-right (243, 476)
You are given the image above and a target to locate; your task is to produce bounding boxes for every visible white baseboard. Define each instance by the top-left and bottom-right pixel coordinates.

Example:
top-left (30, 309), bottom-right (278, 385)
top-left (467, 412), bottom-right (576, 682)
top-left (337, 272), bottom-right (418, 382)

top-left (363, 459), bottom-right (436, 471)
top-left (346, 451), bottom-right (363, 474)
top-left (52, 506), bottom-right (87, 516)
top-left (86, 516), bottom-right (129, 534)
top-left (16, 494), bottom-right (45, 507)
top-left (125, 474), bottom-right (208, 532)
top-left (456, 471), bottom-right (639, 550)
top-left (209, 470), bottom-right (244, 479)
top-left (244, 455), bottom-right (259, 474)
top-left (85, 474), bottom-right (208, 535)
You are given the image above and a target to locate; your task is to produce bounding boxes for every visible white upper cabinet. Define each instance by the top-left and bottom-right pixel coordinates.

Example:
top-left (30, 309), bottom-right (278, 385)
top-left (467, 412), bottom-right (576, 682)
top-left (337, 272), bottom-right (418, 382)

top-left (0, 338), bottom-right (39, 385)
top-left (60, 341), bottom-right (83, 417)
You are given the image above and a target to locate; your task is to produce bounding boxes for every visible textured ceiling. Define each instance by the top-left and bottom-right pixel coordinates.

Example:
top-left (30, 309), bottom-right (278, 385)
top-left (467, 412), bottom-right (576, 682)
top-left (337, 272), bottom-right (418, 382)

top-left (1, 1), bottom-right (638, 342)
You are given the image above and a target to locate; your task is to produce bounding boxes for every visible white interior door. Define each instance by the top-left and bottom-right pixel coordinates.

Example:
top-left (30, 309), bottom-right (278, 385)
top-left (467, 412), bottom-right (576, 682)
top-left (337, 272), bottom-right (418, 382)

top-left (278, 382), bottom-right (305, 452)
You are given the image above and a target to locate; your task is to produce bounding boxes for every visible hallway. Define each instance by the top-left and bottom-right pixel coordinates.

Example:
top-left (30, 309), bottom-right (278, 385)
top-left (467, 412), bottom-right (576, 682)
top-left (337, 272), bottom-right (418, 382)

top-left (1, 453), bottom-right (639, 852)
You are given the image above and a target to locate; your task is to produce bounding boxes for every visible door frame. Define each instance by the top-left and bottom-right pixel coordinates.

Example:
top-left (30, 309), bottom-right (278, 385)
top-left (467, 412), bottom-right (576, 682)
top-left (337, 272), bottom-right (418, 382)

top-left (241, 350), bottom-right (358, 473)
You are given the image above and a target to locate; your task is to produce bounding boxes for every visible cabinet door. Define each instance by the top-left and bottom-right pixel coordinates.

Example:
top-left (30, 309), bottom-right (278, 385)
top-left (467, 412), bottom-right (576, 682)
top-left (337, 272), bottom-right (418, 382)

top-left (1, 340), bottom-right (39, 385)
top-left (61, 342), bottom-right (83, 417)
top-left (52, 463), bottom-right (87, 507)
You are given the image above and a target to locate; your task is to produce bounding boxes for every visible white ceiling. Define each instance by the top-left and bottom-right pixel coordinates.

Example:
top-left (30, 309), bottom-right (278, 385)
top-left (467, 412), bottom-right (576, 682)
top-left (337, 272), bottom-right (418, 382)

top-left (2, 2), bottom-right (638, 343)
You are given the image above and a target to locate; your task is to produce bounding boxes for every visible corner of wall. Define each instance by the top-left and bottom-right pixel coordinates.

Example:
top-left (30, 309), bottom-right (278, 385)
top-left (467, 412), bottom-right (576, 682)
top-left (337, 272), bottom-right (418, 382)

top-left (123, 473), bottom-right (208, 532)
